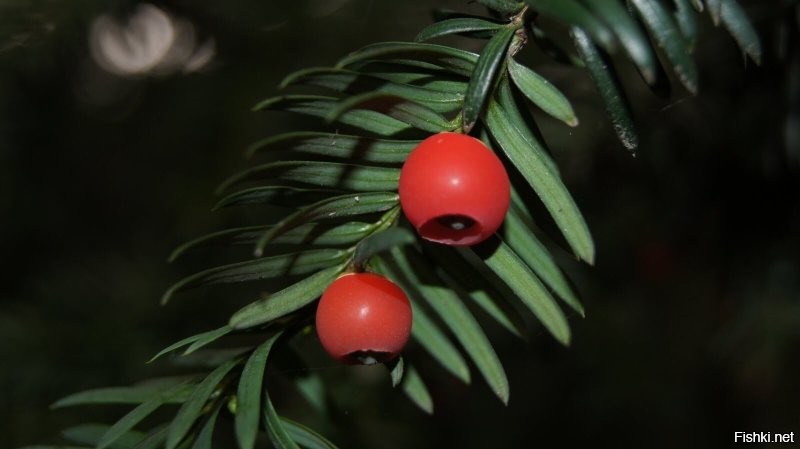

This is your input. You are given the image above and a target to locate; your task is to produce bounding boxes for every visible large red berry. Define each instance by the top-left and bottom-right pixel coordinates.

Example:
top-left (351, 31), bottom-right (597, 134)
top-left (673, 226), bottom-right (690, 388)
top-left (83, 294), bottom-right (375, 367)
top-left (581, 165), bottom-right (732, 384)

top-left (399, 132), bottom-right (511, 246)
top-left (315, 272), bottom-right (412, 365)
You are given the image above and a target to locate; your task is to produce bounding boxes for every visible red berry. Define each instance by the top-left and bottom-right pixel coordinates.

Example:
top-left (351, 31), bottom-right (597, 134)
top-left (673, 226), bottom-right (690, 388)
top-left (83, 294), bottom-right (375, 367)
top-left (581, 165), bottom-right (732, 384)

top-left (315, 273), bottom-right (412, 365)
top-left (399, 132), bottom-right (510, 246)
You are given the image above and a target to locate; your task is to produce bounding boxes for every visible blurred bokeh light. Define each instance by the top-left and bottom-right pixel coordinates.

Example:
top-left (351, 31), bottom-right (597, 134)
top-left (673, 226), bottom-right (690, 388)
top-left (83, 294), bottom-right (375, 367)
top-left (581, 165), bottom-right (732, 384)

top-left (89, 3), bottom-right (215, 77)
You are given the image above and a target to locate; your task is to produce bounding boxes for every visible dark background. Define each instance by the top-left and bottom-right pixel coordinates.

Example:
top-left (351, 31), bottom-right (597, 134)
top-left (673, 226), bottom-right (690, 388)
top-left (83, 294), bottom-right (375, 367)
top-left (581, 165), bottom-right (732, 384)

top-left (2, 1), bottom-right (798, 448)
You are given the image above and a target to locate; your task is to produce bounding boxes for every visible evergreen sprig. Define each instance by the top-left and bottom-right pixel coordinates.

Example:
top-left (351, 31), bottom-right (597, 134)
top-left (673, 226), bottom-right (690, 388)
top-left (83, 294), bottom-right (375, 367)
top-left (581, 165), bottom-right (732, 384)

top-left (32, 1), bottom-right (765, 448)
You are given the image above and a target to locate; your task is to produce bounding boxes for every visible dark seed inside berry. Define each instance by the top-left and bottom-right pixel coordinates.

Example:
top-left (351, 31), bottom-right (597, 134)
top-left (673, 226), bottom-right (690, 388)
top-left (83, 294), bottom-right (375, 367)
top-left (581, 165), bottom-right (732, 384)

top-left (346, 350), bottom-right (392, 365)
top-left (436, 215), bottom-right (476, 231)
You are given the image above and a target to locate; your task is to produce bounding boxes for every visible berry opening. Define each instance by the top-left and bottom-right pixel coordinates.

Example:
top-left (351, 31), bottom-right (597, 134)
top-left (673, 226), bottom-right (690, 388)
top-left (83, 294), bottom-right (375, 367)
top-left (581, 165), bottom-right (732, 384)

top-left (437, 214), bottom-right (477, 231)
top-left (418, 214), bottom-right (484, 246)
top-left (343, 350), bottom-right (394, 365)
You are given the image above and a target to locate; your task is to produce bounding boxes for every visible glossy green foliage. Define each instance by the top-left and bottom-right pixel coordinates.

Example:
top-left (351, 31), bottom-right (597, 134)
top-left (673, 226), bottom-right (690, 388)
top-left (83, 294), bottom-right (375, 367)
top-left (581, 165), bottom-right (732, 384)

top-left (415, 18), bottom-right (504, 42)
top-left (507, 58), bottom-right (578, 126)
top-left (571, 26), bottom-right (639, 151)
top-left (462, 27), bottom-right (515, 131)
top-left (39, 1), bottom-right (763, 448)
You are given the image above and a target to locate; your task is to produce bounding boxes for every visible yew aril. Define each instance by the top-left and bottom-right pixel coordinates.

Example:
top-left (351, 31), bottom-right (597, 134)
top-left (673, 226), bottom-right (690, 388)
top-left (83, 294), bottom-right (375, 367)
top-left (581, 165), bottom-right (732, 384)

top-left (399, 132), bottom-right (510, 246)
top-left (315, 272), bottom-right (412, 365)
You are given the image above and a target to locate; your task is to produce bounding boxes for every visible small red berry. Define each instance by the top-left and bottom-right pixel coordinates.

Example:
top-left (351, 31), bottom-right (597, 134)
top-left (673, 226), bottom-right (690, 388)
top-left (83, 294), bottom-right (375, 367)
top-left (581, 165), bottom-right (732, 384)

top-left (399, 132), bottom-right (510, 246)
top-left (315, 272), bottom-right (412, 365)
